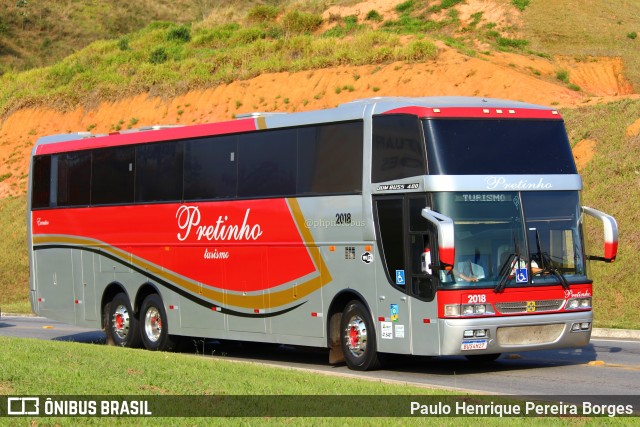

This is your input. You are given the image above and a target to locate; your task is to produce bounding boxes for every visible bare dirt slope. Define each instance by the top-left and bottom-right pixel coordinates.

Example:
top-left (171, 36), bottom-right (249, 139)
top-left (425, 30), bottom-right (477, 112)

top-left (0, 1), bottom-right (638, 198)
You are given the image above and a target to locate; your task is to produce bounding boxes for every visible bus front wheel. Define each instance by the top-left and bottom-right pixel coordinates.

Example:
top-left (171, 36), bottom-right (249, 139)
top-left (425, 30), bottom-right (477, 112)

top-left (139, 293), bottom-right (178, 351)
top-left (340, 300), bottom-right (381, 371)
top-left (106, 292), bottom-right (142, 348)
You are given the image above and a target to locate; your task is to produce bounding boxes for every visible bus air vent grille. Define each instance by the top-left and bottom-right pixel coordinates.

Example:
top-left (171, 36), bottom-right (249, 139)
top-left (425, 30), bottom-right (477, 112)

top-left (495, 299), bottom-right (564, 314)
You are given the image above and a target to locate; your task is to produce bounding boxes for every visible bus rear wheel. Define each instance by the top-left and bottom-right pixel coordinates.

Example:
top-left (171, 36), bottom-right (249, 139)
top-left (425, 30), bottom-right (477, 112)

top-left (139, 293), bottom-right (178, 351)
top-left (340, 300), bottom-right (381, 371)
top-left (106, 292), bottom-right (141, 348)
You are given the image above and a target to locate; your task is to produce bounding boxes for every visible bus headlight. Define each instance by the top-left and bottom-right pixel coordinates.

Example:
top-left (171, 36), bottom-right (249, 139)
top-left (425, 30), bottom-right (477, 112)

top-left (566, 297), bottom-right (591, 310)
top-left (445, 304), bottom-right (495, 317)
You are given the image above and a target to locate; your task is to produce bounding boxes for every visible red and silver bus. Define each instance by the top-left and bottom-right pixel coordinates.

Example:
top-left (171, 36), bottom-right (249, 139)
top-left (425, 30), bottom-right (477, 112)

top-left (27, 97), bottom-right (618, 370)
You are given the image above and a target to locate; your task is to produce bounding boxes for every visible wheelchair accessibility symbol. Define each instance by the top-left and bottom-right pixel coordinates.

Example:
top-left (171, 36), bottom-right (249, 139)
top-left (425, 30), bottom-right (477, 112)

top-left (516, 268), bottom-right (528, 283)
top-left (396, 270), bottom-right (405, 285)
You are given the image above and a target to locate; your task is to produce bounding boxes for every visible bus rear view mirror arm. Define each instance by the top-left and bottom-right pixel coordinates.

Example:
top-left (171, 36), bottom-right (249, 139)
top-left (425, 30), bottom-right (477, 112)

top-left (582, 206), bottom-right (618, 263)
top-left (421, 208), bottom-right (455, 266)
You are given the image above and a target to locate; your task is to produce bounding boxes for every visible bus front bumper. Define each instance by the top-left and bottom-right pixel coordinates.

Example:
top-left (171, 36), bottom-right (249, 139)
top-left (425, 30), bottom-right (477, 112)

top-left (438, 311), bottom-right (592, 356)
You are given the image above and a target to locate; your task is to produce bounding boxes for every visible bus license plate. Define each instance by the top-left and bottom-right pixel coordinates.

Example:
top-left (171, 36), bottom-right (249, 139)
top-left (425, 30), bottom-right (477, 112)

top-left (461, 339), bottom-right (488, 351)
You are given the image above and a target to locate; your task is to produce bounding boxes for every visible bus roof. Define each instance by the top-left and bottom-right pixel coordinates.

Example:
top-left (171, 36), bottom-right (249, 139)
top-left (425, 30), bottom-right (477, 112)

top-left (33, 96), bottom-right (561, 156)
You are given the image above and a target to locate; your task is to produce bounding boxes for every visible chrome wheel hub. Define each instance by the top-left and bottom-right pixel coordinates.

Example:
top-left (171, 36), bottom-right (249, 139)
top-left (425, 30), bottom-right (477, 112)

top-left (144, 307), bottom-right (162, 343)
top-left (344, 314), bottom-right (368, 358)
top-left (112, 305), bottom-right (130, 340)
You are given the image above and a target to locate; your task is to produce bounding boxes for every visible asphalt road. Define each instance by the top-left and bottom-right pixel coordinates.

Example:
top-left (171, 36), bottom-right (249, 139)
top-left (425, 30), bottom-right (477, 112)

top-left (2, 315), bottom-right (639, 406)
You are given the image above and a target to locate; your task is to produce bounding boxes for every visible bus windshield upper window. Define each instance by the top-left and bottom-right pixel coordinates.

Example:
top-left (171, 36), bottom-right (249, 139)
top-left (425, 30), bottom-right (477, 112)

top-left (372, 115), bottom-right (426, 182)
top-left (423, 119), bottom-right (577, 175)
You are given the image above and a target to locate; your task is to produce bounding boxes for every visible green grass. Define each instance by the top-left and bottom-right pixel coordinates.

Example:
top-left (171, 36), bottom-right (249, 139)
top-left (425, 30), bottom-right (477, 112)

top-left (521, 0), bottom-right (640, 91)
top-left (0, 195), bottom-right (29, 313)
top-left (561, 99), bottom-right (640, 328)
top-left (0, 20), bottom-right (438, 116)
top-left (0, 0), bottom-right (208, 72)
top-left (0, 337), bottom-right (629, 425)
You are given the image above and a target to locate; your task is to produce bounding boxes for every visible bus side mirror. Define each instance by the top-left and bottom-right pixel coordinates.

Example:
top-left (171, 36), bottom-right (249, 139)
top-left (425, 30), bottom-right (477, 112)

top-left (421, 208), bottom-right (455, 267)
top-left (582, 206), bottom-right (618, 263)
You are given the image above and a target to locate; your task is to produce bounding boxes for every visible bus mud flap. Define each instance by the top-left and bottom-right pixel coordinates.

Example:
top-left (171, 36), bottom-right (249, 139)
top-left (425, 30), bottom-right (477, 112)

top-left (328, 312), bottom-right (345, 364)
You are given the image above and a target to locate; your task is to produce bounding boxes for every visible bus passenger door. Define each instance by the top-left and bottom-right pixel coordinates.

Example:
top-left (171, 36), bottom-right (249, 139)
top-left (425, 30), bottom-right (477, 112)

top-left (406, 196), bottom-right (439, 356)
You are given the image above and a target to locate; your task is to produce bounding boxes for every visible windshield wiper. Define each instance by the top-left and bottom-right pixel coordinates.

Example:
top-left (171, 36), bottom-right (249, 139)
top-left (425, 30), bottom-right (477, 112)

top-left (494, 232), bottom-right (520, 293)
top-left (533, 229), bottom-right (569, 290)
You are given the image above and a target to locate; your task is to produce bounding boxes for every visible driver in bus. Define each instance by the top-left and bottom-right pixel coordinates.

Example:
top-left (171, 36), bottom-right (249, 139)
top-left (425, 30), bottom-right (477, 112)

top-left (454, 260), bottom-right (485, 282)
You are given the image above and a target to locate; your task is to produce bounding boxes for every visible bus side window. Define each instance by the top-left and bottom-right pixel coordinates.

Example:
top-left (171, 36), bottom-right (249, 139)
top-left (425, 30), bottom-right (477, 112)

top-left (375, 198), bottom-right (405, 288)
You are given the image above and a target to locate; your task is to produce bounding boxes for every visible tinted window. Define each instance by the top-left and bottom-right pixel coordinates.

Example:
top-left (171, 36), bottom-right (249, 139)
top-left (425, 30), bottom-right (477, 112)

top-left (423, 119), bottom-right (578, 175)
top-left (238, 129), bottom-right (296, 197)
top-left (31, 155), bottom-right (52, 209)
top-left (298, 122), bottom-right (363, 195)
top-left (136, 141), bottom-right (183, 203)
top-left (92, 146), bottom-right (135, 205)
top-left (372, 115), bottom-right (426, 183)
top-left (184, 136), bottom-right (237, 200)
top-left (57, 152), bottom-right (91, 207)
top-left (375, 198), bottom-right (405, 286)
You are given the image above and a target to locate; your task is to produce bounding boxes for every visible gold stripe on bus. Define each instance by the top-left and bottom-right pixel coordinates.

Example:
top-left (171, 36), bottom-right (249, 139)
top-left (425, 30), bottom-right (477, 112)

top-left (287, 198), bottom-right (333, 284)
top-left (256, 116), bottom-right (267, 130)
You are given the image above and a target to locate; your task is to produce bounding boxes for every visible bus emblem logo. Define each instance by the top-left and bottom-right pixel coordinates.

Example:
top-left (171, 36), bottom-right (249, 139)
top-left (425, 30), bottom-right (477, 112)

top-left (361, 252), bottom-right (373, 264)
top-left (526, 301), bottom-right (536, 312)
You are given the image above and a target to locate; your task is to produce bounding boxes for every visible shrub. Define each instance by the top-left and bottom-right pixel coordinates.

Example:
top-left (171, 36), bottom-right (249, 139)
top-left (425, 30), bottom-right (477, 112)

top-left (628, 32), bottom-right (638, 40)
top-left (556, 69), bottom-right (570, 84)
top-left (429, 0), bottom-right (464, 13)
top-left (247, 5), bottom-right (279, 23)
top-left (344, 15), bottom-right (358, 27)
top-left (402, 40), bottom-right (438, 61)
top-left (395, 0), bottom-right (415, 14)
top-left (117, 37), bottom-right (129, 51)
top-left (512, 0), bottom-right (530, 12)
top-left (366, 10), bottom-right (382, 22)
top-left (497, 37), bottom-right (529, 50)
top-left (167, 25), bottom-right (191, 43)
top-left (149, 47), bottom-right (169, 64)
top-left (281, 10), bottom-right (323, 35)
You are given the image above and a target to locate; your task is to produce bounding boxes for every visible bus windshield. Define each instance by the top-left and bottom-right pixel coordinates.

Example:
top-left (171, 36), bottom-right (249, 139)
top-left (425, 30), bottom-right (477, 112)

top-left (423, 119), bottom-right (577, 175)
top-left (432, 191), bottom-right (587, 289)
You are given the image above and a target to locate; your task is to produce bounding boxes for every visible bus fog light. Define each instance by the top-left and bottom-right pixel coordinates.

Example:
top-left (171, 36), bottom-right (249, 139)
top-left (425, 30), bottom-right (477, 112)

top-left (475, 329), bottom-right (487, 338)
top-left (463, 330), bottom-right (474, 338)
top-left (581, 322), bottom-right (591, 330)
top-left (571, 323), bottom-right (581, 332)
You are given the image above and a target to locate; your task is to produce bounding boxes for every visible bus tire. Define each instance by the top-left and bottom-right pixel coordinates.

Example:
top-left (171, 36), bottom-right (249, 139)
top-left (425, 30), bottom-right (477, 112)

top-left (106, 292), bottom-right (141, 348)
top-left (139, 293), bottom-right (178, 351)
top-left (340, 300), bottom-right (381, 371)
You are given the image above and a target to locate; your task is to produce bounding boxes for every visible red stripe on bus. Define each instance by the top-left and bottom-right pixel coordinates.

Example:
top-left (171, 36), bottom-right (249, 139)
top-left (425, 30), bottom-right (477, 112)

top-left (436, 284), bottom-right (593, 318)
top-left (383, 106), bottom-right (562, 120)
top-left (32, 199), bottom-right (316, 293)
top-left (36, 119), bottom-right (258, 155)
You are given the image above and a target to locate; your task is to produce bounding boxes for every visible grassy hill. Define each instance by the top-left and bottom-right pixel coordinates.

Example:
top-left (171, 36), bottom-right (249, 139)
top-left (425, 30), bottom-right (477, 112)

top-left (0, 0), bottom-right (639, 330)
top-left (0, 0), bottom-right (219, 72)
